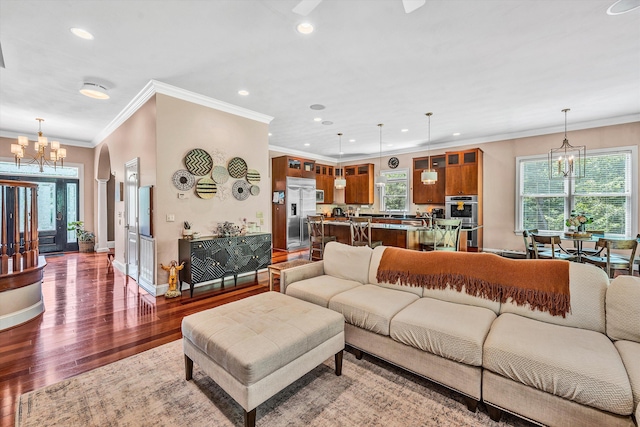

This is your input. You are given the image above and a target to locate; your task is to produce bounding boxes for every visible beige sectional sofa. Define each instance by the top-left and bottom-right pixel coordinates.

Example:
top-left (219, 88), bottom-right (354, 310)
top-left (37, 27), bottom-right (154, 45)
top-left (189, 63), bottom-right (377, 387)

top-left (279, 242), bottom-right (639, 427)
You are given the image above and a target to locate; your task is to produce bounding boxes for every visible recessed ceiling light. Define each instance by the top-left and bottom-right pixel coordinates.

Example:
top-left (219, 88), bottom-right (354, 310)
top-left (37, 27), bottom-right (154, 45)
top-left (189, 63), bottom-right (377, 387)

top-left (238, 89), bottom-right (249, 96)
top-left (339, 151), bottom-right (344, 155)
top-left (387, 144), bottom-right (394, 147)
top-left (70, 28), bottom-right (94, 40)
top-left (322, 121), bottom-right (333, 125)
top-left (310, 104), bottom-right (325, 110)
top-left (304, 143), bottom-right (310, 146)
top-left (349, 139), bottom-right (355, 142)
top-left (453, 132), bottom-right (461, 136)
top-left (401, 129), bottom-right (409, 132)
top-left (296, 22), bottom-right (314, 34)
top-left (79, 82), bottom-right (109, 99)
top-left (313, 117), bottom-right (322, 122)
top-left (607, 0), bottom-right (640, 15)
top-left (268, 133), bottom-right (272, 136)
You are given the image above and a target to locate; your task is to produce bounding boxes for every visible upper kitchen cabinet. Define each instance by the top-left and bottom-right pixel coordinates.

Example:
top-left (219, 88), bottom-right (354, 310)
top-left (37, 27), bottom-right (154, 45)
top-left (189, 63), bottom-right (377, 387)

top-left (315, 163), bottom-right (334, 204)
top-left (413, 155), bottom-right (446, 204)
top-left (272, 156), bottom-right (316, 186)
top-left (344, 164), bottom-right (374, 205)
top-left (445, 148), bottom-right (483, 196)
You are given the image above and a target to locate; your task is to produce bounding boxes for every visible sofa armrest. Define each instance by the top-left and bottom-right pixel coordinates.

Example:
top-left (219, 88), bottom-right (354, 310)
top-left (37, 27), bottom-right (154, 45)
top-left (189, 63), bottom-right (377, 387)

top-left (280, 261), bottom-right (325, 294)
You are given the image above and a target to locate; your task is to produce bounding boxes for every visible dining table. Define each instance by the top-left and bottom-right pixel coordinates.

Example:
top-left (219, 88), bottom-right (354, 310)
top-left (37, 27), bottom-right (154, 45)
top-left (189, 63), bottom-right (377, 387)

top-left (540, 232), bottom-right (636, 262)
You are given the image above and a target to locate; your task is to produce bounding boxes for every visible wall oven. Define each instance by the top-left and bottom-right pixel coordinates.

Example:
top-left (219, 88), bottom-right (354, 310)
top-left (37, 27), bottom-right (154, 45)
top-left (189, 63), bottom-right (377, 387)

top-left (445, 195), bottom-right (478, 225)
top-left (445, 195), bottom-right (479, 248)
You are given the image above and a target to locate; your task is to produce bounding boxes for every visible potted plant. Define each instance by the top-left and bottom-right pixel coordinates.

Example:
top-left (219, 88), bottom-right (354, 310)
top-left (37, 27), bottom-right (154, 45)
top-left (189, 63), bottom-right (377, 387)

top-left (67, 221), bottom-right (95, 253)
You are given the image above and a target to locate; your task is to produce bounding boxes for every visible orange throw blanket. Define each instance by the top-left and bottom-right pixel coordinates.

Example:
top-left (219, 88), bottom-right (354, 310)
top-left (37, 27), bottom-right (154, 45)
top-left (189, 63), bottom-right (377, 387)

top-left (376, 248), bottom-right (571, 317)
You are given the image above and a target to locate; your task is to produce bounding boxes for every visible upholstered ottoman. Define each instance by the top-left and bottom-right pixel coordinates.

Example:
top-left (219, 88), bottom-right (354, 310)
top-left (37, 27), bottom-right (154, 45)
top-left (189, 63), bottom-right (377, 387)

top-left (182, 292), bottom-right (345, 427)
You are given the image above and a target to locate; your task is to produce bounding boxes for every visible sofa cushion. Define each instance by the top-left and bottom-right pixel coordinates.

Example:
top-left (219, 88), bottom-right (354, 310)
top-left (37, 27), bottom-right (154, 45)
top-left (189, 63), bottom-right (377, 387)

top-left (285, 274), bottom-right (361, 307)
top-left (483, 313), bottom-right (633, 415)
top-left (500, 262), bottom-right (608, 333)
top-left (607, 275), bottom-right (640, 342)
top-left (422, 286), bottom-right (500, 314)
top-left (615, 341), bottom-right (640, 415)
top-left (368, 246), bottom-right (423, 296)
top-left (390, 297), bottom-right (496, 366)
top-left (328, 285), bottom-right (419, 336)
top-left (323, 242), bottom-right (372, 285)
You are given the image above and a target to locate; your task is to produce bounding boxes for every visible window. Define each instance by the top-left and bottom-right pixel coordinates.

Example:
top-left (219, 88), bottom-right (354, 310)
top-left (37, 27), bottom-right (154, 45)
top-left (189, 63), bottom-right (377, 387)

top-left (380, 169), bottom-right (409, 212)
top-left (516, 147), bottom-right (636, 235)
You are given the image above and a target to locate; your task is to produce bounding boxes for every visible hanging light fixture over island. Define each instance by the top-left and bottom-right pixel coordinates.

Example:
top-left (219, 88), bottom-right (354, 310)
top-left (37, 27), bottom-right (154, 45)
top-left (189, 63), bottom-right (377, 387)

top-left (421, 112), bottom-right (437, 185)
top-left (375, 123), bottom-right (387, 188)
top-left (334, 133), bottom-right (346, 189)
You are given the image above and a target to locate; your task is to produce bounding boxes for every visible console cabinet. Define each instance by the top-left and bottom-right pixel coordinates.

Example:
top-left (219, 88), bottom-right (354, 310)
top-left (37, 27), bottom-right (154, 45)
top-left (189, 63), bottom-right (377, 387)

top-left (178, 233), bottom-right (271, 297)
top-left (412, 155), bottom-right (446, 204)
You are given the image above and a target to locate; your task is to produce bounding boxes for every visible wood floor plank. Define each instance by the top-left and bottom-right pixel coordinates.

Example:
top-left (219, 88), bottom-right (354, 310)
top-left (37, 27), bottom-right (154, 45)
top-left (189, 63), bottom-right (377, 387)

top-left (0, 249), bottom-right (304, 426)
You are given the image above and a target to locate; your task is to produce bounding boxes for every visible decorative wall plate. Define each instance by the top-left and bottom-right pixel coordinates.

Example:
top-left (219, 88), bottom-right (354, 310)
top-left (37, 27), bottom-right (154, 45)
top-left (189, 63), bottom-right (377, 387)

top-left (172, 169), bottom-right (195, 191)
top-left (184, 148), bottom-right (213, 176)
top-left (228, 157), bottom-right (248, 178)
top-left (196, 177), bottom-right (217, 199)
top-left (250, 185), bottom-right (260, 196)
top-left (232, 180), bottom-right (250, 201)
top-left (211, 165), bottom-right (229, 184)
top-left (246, 169), bottom-right (261, 184)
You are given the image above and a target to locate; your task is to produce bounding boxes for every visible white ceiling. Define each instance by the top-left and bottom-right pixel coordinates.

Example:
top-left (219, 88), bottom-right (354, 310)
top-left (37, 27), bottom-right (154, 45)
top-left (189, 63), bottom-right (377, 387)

top-left (0, 0), bottom-right (638, 161)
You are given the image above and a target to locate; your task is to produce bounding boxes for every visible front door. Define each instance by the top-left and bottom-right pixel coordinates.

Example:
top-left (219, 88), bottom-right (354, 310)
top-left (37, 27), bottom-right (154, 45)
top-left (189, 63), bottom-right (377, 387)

top-left (0, 175), bottom-right (79, 253)
top-left (124, 159), bottom-right (139, 280)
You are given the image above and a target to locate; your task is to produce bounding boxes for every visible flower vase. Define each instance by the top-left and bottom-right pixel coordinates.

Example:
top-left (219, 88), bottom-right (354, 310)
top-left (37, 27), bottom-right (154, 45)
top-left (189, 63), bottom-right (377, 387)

top-left (578, 224), bottom-right (586, 233)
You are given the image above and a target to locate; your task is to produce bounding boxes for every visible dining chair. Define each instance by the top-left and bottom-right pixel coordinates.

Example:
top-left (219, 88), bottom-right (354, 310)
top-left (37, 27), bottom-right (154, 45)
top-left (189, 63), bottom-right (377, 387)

top-left (530, 234), bottom-right (576, 261)
top-left (308, 215), bottom-right (337, 261)
top-left (433, 219), bottom-right (462, 251)
top-left (583, 238), bottom-right (638, 278)
top-left (349, 217), bottom-right (382, 248)
top-left (521, 228), bottom-right (545, 259)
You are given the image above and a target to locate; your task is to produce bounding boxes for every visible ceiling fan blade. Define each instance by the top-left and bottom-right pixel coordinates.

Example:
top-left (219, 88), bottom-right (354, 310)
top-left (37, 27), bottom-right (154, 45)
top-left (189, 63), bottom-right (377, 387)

top-left (292, 0), bottom-right (323, 16)
top-left (402, 0), bottom-right (426, 13)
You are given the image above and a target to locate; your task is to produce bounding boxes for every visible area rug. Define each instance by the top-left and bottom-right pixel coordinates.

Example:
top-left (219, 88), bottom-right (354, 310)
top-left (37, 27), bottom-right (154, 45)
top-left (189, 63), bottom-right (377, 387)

top-left (16, 340), bottom-right (531, 427)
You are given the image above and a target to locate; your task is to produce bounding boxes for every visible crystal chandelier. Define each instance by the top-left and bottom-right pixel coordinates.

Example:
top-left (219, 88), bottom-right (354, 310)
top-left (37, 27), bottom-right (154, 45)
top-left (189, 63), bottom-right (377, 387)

top-left (548, 108), bottom-right (585, 180)
top-left (334, 133), bottom-right (346, 189)
top-left (11, 118), bottom-right (67, 172)
top-left (375, 123), bottom-right (387, 188)
top-left (421, 112), bottom-right (437, 185)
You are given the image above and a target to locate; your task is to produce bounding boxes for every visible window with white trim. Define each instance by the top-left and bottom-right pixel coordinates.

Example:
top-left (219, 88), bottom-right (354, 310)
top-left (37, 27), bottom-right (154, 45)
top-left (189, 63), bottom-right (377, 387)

top-left (380, 169), bottom-right (409, 212)
top-left (516, 147), bottom-right (636, 235)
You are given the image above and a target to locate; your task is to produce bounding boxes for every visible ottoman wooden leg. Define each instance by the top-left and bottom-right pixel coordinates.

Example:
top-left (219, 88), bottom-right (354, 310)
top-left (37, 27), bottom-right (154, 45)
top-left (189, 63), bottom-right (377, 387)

top-left (335, 350), bottom-right (343, 376)
top-left (244, 408), bottom-right (256, 427)
top-left (353, 348), bottom-right (363, 360)
top-left (185, 355), bottom-right (193, 381)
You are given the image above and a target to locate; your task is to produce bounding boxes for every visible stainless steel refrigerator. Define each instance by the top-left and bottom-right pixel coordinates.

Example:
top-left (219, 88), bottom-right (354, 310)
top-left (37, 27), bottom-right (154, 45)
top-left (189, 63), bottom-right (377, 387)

top-left (286, 177), bottom-right (317, 250)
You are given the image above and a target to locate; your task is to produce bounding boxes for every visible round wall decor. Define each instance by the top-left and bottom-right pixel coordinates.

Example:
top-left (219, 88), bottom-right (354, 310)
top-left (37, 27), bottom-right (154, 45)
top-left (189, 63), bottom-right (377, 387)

top-left (195, 177), bottom-right (217, 199)
top-left (246, 169), bottom-right (261, 184)
top-left (184, 148), bottom-right (213, 176)
top-left (228, 157), bottom-right (248, 178)
top-left (388, 157), bottom-right (400, 169)
top-left (232, 180), bottom-right (250, 201)
top-left (172, 169), bottom-right (195, 191)
top-left (250, 185), bottom-right (260, 196)
top-left (212, 165), bottom-right (229, 184)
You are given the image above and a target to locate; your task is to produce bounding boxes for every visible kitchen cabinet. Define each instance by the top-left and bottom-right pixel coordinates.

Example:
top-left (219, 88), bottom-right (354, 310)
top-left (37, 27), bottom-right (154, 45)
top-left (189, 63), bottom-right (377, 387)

top-left (445, 148), bottom-right (483, 196)
top-left (178, 233), bottom-right (272, 297)
top-left (315, 163), bottom-right (334, 204)
top-left (344, 164), bottom-right (374, 205)
top-left (272, 156), bottom-right (315, 180)
top-left (412, 155), bottom-right (446, 204)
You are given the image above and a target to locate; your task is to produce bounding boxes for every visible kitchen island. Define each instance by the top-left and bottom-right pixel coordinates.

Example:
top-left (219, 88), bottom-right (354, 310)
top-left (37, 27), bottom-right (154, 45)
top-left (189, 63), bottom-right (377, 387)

top-left (324, 220), bottom-right (421, 250)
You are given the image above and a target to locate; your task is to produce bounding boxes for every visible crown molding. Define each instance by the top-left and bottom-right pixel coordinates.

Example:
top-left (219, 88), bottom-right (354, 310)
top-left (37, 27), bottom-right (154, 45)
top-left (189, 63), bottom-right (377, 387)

top-left (268, 144), bottom-right (337, 164)
top-left (0, 130), bottom-right (91, 148)
top-left (91, 80), bottom-right (274, 147)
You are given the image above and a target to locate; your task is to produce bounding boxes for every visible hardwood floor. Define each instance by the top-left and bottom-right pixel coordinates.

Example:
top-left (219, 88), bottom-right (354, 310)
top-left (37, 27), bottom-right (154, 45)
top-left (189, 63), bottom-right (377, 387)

top-left (0, 249), bottom-right (307, 427)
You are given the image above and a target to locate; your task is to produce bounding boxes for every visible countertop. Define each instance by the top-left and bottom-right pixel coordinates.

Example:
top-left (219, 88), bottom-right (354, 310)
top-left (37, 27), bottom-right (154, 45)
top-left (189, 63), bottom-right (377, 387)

top-left (324, 221), bottom-right (422, 231)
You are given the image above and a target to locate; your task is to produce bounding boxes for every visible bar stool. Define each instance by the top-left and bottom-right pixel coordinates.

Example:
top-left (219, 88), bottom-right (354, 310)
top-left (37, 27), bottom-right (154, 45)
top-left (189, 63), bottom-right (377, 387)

top-left (307, 215), bottom-right (336, 261)
top-left (433, 219), bottom-right (462, 251)
top-left (349, 217), bottom-right (382, 248)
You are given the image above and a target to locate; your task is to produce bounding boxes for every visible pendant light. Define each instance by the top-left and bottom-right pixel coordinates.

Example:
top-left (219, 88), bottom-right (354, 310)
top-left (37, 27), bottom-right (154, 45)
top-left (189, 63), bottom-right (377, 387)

top-left (421, 112), bottom-right (437, 185)
top-left (334, 133), bottom-right (346, 189)
top-left (548, 108), bottom-right (586, 180)
top-left (375, 123), bottom-right (387, 188)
